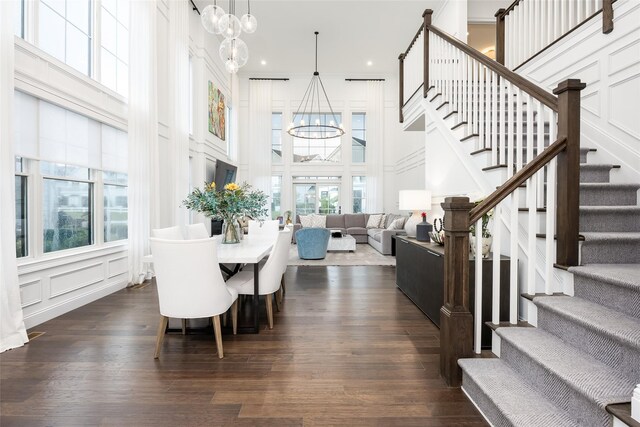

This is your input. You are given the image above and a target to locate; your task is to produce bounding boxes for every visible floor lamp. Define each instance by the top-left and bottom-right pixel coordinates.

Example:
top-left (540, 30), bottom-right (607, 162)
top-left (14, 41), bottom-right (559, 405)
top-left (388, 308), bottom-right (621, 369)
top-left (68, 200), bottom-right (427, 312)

top-left (399, 190), bottom-right (432, 238)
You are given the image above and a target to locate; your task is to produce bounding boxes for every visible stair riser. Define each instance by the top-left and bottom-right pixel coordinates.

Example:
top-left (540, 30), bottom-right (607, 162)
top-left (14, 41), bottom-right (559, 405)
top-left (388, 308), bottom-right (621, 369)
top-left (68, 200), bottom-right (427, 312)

top-left (500, 338), bottom-right (611, 427)
top-left (580, 239), bottom-right (640, 264)
top-left (580, 210), bottom-right (640, 232)
top-left (581, 167), bottom-right (613, 183)
top-left (573, 275), bottom-right (640, 319)
top-left (580, 187), bottom-right (638, 206)
top-left (536, 305), bottom-right (640, 381)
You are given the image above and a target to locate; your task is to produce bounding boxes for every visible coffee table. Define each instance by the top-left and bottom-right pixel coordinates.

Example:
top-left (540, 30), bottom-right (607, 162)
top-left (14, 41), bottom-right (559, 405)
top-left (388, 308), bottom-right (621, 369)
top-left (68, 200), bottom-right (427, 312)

top-left (327, 234), bottom-right (356, 252)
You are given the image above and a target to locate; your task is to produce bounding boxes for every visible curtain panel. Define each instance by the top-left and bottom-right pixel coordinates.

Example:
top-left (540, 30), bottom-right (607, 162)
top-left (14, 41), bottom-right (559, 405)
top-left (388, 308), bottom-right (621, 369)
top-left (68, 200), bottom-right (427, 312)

top-left (248, 80), bottom-right (273, 204)
top-left (365, 81), bottom-right (385, 213)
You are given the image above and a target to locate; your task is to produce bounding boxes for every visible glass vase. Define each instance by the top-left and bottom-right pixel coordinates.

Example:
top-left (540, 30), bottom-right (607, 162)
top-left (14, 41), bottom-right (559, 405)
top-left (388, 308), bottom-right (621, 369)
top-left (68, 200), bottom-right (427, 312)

top-left (222, 217), bottom-right (240, 244)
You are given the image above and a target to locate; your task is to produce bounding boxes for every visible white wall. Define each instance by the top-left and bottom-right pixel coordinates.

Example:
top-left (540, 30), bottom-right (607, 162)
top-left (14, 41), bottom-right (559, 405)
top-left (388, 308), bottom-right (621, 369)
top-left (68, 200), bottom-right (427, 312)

top-left (468, 0), bottom-right (512, 23)
top-left (516, 0), bottom-right (640, 183)
top-left (434, 0), bottom-right (468, 42)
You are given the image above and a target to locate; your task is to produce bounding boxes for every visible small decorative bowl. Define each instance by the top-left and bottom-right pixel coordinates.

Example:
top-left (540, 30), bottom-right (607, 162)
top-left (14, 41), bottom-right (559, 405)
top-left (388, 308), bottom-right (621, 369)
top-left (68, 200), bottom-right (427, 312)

top-left (430, 231), bottom-right (445, 245)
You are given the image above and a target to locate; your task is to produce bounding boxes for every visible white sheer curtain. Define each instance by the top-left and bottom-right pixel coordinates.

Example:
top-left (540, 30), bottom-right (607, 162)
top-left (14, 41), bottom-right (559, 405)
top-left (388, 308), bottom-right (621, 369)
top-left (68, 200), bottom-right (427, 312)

top-left (365, 81), bottom-right (384, 213)
top-left (170, 0), bottom-right (190, 226)
top-left (128, 0), bottom-right (159, 285)
top-left (248, 80), bottom-right (273, 201)
top-left (0, 0), bottom-right (28, 352)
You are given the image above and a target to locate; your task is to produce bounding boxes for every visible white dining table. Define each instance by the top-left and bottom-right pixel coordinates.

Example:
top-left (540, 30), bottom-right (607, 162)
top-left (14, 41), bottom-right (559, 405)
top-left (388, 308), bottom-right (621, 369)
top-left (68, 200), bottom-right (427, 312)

top-left (143, 235), bottom-right (274, 333)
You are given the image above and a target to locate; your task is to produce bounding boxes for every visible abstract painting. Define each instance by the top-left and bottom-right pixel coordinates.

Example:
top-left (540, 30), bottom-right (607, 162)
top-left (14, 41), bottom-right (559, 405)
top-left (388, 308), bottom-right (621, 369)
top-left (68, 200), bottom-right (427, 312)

top-left (208, 81), bottom-right (226, 141)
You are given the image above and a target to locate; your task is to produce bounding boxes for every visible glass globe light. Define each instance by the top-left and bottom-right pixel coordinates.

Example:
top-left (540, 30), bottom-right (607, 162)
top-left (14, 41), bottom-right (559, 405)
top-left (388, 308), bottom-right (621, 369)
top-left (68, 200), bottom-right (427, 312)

top-left (240, 14), bottom-right (257, 33)
top-left (219, 38), bottom-right (248, 67)
top-left (218, 14), bottom-right (242, 39)
top-left (201, 4), bottom-right (225, 34)
top-left (225, 59), bottom-right (239, 74)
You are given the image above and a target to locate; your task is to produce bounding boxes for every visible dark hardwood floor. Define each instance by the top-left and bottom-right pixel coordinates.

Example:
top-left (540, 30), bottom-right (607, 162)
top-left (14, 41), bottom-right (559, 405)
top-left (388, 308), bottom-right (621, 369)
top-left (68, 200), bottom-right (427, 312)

top-left (0, 266), bottom-right (487, 426)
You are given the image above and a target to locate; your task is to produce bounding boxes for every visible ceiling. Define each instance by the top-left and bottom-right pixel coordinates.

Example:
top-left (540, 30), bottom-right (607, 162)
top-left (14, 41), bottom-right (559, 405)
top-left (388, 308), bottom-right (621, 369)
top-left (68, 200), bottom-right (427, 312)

top-left (195, 0), bottom-right (443, 76)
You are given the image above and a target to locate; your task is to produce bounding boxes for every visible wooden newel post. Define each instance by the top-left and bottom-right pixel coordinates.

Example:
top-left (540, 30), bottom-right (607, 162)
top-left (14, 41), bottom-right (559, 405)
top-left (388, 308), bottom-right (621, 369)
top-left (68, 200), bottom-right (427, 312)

top-left (440, 197), bottom-right (474, 387)
top-left (423, 9), bottom-right (433, 98)
top-left (398, 53), bottom-right (405, 123)
top-left (495, 9), bottom-right (506, 65)
top-left (553, 79), bottom-right (586, 268)
top-left (603, 0), bottom-right (613, 34)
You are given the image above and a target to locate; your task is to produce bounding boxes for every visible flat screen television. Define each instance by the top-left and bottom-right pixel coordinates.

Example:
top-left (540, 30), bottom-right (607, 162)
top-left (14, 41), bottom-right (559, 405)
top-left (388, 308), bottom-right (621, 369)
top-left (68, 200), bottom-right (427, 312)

top-left (214, 160), bottom-right (237, 189)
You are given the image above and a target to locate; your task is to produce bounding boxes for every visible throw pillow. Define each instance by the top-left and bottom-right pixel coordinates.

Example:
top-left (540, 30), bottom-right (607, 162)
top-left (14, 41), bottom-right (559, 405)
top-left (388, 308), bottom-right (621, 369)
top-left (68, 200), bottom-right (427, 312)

top-left (384, 214), bottom-right (398, 229)
top-left (366, 214), bottom-right (383, 229)
top-left (299, 215), bottom-right (313, 228)
top-left (311, 214), bottom-right (327, 228)
top-left (386, 217), bottom-right (406, 230)
top-left (379, 214), bottom-right (387, 228)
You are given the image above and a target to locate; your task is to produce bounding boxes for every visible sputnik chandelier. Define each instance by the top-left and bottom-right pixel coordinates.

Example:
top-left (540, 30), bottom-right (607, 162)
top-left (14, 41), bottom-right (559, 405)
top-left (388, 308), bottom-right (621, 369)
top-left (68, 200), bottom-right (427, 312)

top-left (287, 32), bottom-right (344, 140)
top-left (201, 0), bottom-right (257, 74)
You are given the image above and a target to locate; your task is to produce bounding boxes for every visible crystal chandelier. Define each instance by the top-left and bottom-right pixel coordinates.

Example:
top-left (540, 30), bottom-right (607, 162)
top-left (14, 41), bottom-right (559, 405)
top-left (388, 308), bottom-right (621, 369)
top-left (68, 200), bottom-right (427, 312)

top-left (287, 32), bottom-right (344, 140)
top-left (201, 0), bottom-right (257, 74)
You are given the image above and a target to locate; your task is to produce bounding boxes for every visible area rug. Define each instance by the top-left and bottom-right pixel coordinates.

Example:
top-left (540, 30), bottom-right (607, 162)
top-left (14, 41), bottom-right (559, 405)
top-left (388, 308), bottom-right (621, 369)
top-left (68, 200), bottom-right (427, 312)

top-left (288, 244), bottom-right (396, 266)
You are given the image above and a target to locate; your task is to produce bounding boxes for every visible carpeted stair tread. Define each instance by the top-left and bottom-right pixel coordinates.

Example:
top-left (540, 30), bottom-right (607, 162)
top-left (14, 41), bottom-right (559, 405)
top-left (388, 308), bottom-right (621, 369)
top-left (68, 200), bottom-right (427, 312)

top-left (569, 264), bottom-right (640, 319)
top-left (534, 296), bottom-right (640, 349)
top-left (580, 164), bottom-right (618, 183)
top-left (497, 327), bottom-right (636, 409)
top-left (579, 183), bottom-right (640, 206)
top-left (459, 358), bottom-right (579, 427)
top-left (579, 206), bottom-right (640, 232)
top-left (580, 232), bottom-right (640, 264)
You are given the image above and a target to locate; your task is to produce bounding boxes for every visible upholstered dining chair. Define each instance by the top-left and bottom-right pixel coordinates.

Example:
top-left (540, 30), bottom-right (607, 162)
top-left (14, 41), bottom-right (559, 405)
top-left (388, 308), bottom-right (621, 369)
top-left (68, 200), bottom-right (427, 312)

top-left (226, 228), bottom-right (292, 329)
top-left (185, 223), bottom-right (209, 239)
top-left (151, 225), bottom-right (184, 240)
top-left (248, 220), bottom-right (280, 238)
top-left (149, 237), bottom-right (238, 359)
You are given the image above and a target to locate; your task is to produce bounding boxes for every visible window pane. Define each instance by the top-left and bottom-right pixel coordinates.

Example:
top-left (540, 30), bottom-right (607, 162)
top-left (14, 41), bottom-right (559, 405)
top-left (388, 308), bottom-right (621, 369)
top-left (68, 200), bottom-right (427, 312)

top-left (104, 184), bottom-right (127, 242)
top-left (40, 161), bottom-right (90, 180)
top-left (294, 184), bottom-right (316, 216)
top-left (318, 185), bottom-right (339, 215)
top-left (15, 176), bottom-right (27, 258)
top-left (101, 48), bottom-right (117, 91)
top-left (66, 22), bottom-right (90, 74)
top-left (117, 23), bottom-right (128, 62)
top-left (352, 113), bottom-right (366, 164)
top-left (271, 176), bottom-right (281, 220)
top-left (66, 0), bottom-right (90, 34)
top-left (39, 4), bottom-right (66, 63)
top-left (14, 0), bottom-right (23, 37)
top-left (292, 113), bottom-right (342, 163)
top-left (117, 60), bottom-right (128, 95)
top-left (43, 179), bottom-right (92, 253)
top-left (41, 0), bottom-right (65, 15)
top-left (101, 9), bottom-right (117, 53)
top-left (353, 176), bottom-right (366, 213)
top-left (116, 0), bottom-right (129, 26)
top-left (102, 0), bottom-right (116, 16)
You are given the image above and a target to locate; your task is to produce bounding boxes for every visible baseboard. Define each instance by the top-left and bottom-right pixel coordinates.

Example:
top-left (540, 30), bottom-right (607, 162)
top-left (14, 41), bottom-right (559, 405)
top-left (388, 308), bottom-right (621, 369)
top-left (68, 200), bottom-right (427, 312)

top-left (23, 279), bottom-right (127, 329)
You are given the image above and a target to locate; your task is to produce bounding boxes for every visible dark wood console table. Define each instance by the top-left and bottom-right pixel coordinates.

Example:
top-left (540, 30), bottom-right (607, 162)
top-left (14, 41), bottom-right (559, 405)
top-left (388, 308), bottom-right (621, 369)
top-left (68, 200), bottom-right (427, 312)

top-left (393, 235), bottom-right (511, 348)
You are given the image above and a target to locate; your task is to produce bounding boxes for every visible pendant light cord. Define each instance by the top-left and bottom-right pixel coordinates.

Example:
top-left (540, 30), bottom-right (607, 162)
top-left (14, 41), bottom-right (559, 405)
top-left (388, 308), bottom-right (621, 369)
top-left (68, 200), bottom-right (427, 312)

top-left (314, 31), bottom-right (319, 73)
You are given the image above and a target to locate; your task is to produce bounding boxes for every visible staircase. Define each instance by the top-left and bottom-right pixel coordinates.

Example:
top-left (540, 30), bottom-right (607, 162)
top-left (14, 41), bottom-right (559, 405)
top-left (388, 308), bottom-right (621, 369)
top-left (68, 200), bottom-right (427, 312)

top-left (459, 146), bottom-right (640, 426)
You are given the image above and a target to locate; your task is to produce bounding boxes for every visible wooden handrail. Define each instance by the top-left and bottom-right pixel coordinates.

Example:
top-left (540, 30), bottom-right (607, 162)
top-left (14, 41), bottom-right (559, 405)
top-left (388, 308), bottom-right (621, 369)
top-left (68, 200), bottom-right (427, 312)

top-left (404, 25), bottom-right (424, 56)
top-left (426, 24), bottom-right (558, 111)
top-left (470, 137), bottom-right (567, 224)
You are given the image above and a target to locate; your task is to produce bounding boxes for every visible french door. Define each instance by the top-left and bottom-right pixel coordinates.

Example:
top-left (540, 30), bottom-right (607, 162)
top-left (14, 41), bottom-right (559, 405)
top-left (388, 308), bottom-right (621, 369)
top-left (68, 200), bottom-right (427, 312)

top-left (293, 179), bottom-right (341, 218)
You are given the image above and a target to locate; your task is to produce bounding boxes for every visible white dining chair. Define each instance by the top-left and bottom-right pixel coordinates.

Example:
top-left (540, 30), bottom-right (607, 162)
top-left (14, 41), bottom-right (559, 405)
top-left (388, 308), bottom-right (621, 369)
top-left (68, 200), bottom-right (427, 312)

top-left (151, 226), bottom-right (184, 240)
top-left (150, 237), bottom-right (238, 359)
top-left (248, 220), bottom-right (280, 238)
top-left (185, 223), bottom-right (209, 239)
top-left (226, 228), bottom-right (292, 329)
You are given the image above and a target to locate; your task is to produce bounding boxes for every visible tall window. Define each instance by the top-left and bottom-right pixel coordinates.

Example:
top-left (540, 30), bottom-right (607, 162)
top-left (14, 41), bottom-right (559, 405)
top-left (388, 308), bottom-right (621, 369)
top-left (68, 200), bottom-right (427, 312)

top-left (272, 113), bottom-right (282, 163)
top-left (15, 158), bottom-right (28, 258)
top-left (100, 0), bottom-right (129, 95)
top-left (292, 113), bottom-right (342, 163)
top-left (103, 172), bottom-right (128, 242)
top-left (41, 162), bottom-right (93, 253)
top-left (14, 0), bottom-right (24, 37)
top-left (38, 0), bottom-right (92, 75)
top-left (271, 176), bottom-right (281, 219)
top-left (353, 176), bottom-right (366, 213)
top-left (352, 113), bottom-right (366, 163)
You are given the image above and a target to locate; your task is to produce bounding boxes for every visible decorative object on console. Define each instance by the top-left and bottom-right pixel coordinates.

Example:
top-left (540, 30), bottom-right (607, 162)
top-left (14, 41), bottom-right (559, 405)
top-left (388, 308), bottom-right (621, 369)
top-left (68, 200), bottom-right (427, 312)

top-left (469, 199), bottom-right (494, 258)
top-left (284, 210), bottom-right (292, 225)
top-left (415, 212), bottom-right (432, 242)
top-left (201, 0), bottom-right (257, 73)
top-left (399, 190), bottom-right (432, 238)
top-left (429, 217), bottom-right (445, 245)
top-left (287, 32), bottom-right (345, 140)
top-left (182, 181), bottom-right (268, 244)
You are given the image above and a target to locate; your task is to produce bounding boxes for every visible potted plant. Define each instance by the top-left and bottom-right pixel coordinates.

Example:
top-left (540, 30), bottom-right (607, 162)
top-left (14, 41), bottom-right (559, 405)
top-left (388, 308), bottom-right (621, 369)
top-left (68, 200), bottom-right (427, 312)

top-left (182, 181), bottom-right (268, 244)
top-left (469, 200), bottom-right (493, 258)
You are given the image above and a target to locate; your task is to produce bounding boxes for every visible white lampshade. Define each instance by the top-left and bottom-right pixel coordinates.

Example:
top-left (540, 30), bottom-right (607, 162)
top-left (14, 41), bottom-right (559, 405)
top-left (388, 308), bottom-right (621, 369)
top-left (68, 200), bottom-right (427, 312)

top-left (399, 190), bottom-right (432, 212)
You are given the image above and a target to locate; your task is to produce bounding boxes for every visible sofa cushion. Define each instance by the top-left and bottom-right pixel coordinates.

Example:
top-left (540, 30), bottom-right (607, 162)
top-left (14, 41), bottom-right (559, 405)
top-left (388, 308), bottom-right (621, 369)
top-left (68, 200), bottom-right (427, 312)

top-left (371, 231), bottom-right (383, 243)
top-left (344, 213), bottom-right (365, 228)
top-left (366, 214), bottom-right (384, 228)
top-left (299, 215), bottom-right (313, 228)
top-left (347, 227), bottom-right (367, 235)
top-left (325, 214), bottom-right (345, 229)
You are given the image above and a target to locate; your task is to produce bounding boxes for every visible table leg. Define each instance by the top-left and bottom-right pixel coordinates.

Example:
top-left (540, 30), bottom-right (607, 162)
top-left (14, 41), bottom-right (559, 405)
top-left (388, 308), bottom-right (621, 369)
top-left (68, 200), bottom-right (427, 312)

top-left (253, 262), bottom-right (260, 333)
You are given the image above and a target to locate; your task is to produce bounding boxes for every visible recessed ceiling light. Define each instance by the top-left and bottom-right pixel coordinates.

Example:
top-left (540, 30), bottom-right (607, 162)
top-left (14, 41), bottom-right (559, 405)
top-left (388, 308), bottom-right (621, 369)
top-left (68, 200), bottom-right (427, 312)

top-left (367, 60), bottom-right (373, 66)
top-left (261, 60), bottom-right (267, 65)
